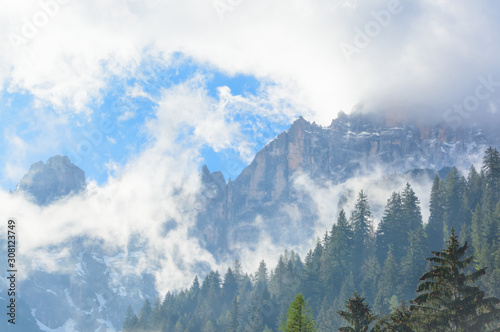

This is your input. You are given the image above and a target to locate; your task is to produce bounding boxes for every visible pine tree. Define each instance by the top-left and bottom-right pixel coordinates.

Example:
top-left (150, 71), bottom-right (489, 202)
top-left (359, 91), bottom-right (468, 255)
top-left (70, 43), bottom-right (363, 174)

top-left (483, 146), bottom-right (500, 205)
top-left (376, 192), bottom-right (404, 264)
top-left (317, 297), bottom-right (338, 331)
top-left (426, 175), bottom-right (445, 252)
top-left (137, 298), bottom-right (152, 330)
top-left (464, 165), bottom-right (483, 226)
top-left (202, 320), bottom-right (217, 332)
top-left (400, 227), bottom-right (427, 301)
top-left (359, 256), bottom-right (381, 306)
top-left (301, 242), bottom-right (322, 313)
top-left (410, 229), bottom-right (500, 331)
top-left (338, 293), bottom-right (376, 332)
top-left (227, 296), bottom-right (240, 332)
top-left (401, 183), bottom-right (423, 233)
top-left (256, 260), bottom-right (269, 294)
top-left (332, 273), bottom-right (357, 329)
top-left (123, 305), bottom-right (138, 331)
top-left (223, 268), bottom-right (239, 305)
top-left (280, 293), bottom-right (317, 332)
top-left (351, 190), bottom-right (374, 282)
top-left (443, 167), bottom-right (466, 238)
top-left (324, 209), bottom-right (353, 299)
top-left (373, 301), bottom-right (413, 332)
top-left (374, 250), bottom-right (399, 315)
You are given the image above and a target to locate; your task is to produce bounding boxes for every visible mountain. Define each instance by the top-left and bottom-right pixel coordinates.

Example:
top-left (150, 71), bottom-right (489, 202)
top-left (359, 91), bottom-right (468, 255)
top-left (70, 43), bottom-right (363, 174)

top-left (5, 114), bottom-right (500, 331)
top-left (196, 113), bottom-right (499, 255)
top-left (16, 155), bottom-right (86, 205)
top-left (6, 157), bottom-right (155, 331)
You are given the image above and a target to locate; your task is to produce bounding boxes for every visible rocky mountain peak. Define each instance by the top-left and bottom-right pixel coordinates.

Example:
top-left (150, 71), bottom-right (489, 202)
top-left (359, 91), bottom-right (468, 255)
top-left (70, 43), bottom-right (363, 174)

top-left (17, 155), bottom-right (86, 205)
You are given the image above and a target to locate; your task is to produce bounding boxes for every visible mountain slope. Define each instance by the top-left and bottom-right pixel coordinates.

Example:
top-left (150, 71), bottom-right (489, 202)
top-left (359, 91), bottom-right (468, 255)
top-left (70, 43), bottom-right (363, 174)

top-left (196, 113), bottom-right (498, 254)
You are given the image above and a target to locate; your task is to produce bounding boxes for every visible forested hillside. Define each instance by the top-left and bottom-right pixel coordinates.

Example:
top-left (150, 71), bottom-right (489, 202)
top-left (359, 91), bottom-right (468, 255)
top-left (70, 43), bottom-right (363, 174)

top-left (124, 148), bottom-right (500, 331)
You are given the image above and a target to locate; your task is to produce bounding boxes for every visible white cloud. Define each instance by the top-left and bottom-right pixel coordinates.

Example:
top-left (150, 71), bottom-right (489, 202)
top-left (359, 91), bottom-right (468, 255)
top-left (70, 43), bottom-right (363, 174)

top-left (1, 0), bottom-right (498, 124)
top-left (0, 78), bottom-right (296, 293)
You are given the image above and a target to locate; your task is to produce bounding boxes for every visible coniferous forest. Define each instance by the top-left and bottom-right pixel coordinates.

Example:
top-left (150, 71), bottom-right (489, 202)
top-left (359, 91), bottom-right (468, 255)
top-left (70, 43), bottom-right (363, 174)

top-left (123, 148), bottom-right (500, 331)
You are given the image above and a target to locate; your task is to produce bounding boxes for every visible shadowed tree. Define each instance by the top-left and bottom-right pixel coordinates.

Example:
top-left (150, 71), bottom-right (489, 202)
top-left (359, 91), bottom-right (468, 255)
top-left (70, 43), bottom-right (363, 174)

top-left (338, 293), bottom-right (376, 332)
top-left (410, 229), bottom-right (500, 331)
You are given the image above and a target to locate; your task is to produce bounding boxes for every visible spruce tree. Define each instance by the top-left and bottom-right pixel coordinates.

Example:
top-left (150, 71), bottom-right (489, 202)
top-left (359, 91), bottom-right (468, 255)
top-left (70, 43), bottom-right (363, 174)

top-left (376, 192), bottom-right (404, 264)
top-left (373, 301), bottom-right (413, 332)
top-left (137, 298), bottom-right (152, 330)
top-left (324, 209), bottom-right (353, 299)
top-left (410, 229), bottom-right (500, 331)
top-left (351, 190), bottom-right (374, 282)
top-left (123, 305), bottom-right (138, 331)
top-left (359, 256), bottom-right (381, 307)
top-left (443, 167), bottom-right (466, 238)
top-left (338, 292), bottom-right (376, 332)
top-left (483, 146), bottom-right (500, 205)
top-left (301, 242), bottom-right (322, 313)
top-left (401, 183), bottom-right (423, 233)
top-left (223, 268), bottom-right (239, 305)
top-left (279, 293), bottom-right (317, 332)
top-left (426, 175), bottom-right (445, 252)
top-left (374, 250), bottom-right (400, 315)
top-left (464, 165), bottom-right (483, 226)
top-left (400, 227), bottom-right (427, 301)
top-left (227, 296), bottom-right (240, 332)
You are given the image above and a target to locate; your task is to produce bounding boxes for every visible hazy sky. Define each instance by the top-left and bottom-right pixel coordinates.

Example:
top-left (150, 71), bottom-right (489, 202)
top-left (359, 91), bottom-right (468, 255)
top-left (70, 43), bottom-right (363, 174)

top-left (0, 0), bottom-right (499, 293)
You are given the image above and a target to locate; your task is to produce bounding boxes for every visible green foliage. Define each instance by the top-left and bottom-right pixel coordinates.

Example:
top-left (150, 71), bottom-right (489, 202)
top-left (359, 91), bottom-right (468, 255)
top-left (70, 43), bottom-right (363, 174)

top-left (426, 174), bottom-right (445, 252)
top-left (374, 250), bottom-right (400, 315)
top-left (123, 148), bottom-right (500, 332)
top-left (227, 295), bottom-right (240, 332)
top-left (279, 293), bottom-right (317, 332)
top-left (443, 167), bottom-right (466, 239)
top-left (373, 301), bottom-right (413, 332)
top-left (338, 292), bottom-right (376, 332)
top-left (410, 229), bottom-right (500, 331)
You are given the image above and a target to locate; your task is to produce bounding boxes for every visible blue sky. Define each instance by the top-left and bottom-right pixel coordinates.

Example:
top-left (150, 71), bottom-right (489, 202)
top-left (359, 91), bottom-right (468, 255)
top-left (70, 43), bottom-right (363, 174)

top-left (0, 55), bottom-right (290, 190)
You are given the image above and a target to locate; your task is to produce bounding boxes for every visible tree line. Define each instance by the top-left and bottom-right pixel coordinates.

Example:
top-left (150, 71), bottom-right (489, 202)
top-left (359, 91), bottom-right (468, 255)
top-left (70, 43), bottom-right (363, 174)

top-left (123, 147), bottom-right (500, 331)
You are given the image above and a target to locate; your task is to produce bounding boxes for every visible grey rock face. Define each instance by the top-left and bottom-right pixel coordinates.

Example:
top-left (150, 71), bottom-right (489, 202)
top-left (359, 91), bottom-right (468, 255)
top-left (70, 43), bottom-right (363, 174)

top-left (197, 113), bottom-right (499, 254)
top-left (17, 155), bottom-right (86, 205)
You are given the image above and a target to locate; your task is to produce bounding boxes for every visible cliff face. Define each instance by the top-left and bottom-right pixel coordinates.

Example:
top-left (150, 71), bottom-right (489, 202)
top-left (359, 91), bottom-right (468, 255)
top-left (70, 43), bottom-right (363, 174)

top-left (17, 155), bottom-right (86, 205)
top-left (197, 113), bottom-right (496, 253)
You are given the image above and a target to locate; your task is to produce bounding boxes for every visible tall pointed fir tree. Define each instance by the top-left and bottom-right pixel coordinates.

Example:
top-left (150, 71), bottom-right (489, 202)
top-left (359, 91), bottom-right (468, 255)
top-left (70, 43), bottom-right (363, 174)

top-left (376, 192), bottom-right (405, 264)
top-left (351, 190), bottom-right (374, 284)
top-left (223, 268), bottom-right (239, 306)
top-left (483, 146), bottom-right (500, 205)
top-left (324, 209), bottom-right (353, 300)
top-left (374, 250), bottom-right (400, 315)
top-left (464, 165), bottom-right (483, 226)
top-left (227, 295), bottom-right (240, 332)
top-left (400, 227), bottom-right (427, 301)
top-left (123, 305), bottom-right (138, 332)
top-left (401, 183), bottom-right (423, 233)
top-left (443, 167), bottom-right (466, 238)
top-left (426, 174), bottom-right (445, 252)
top-left (410, 229), bottom-right (500, 331)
